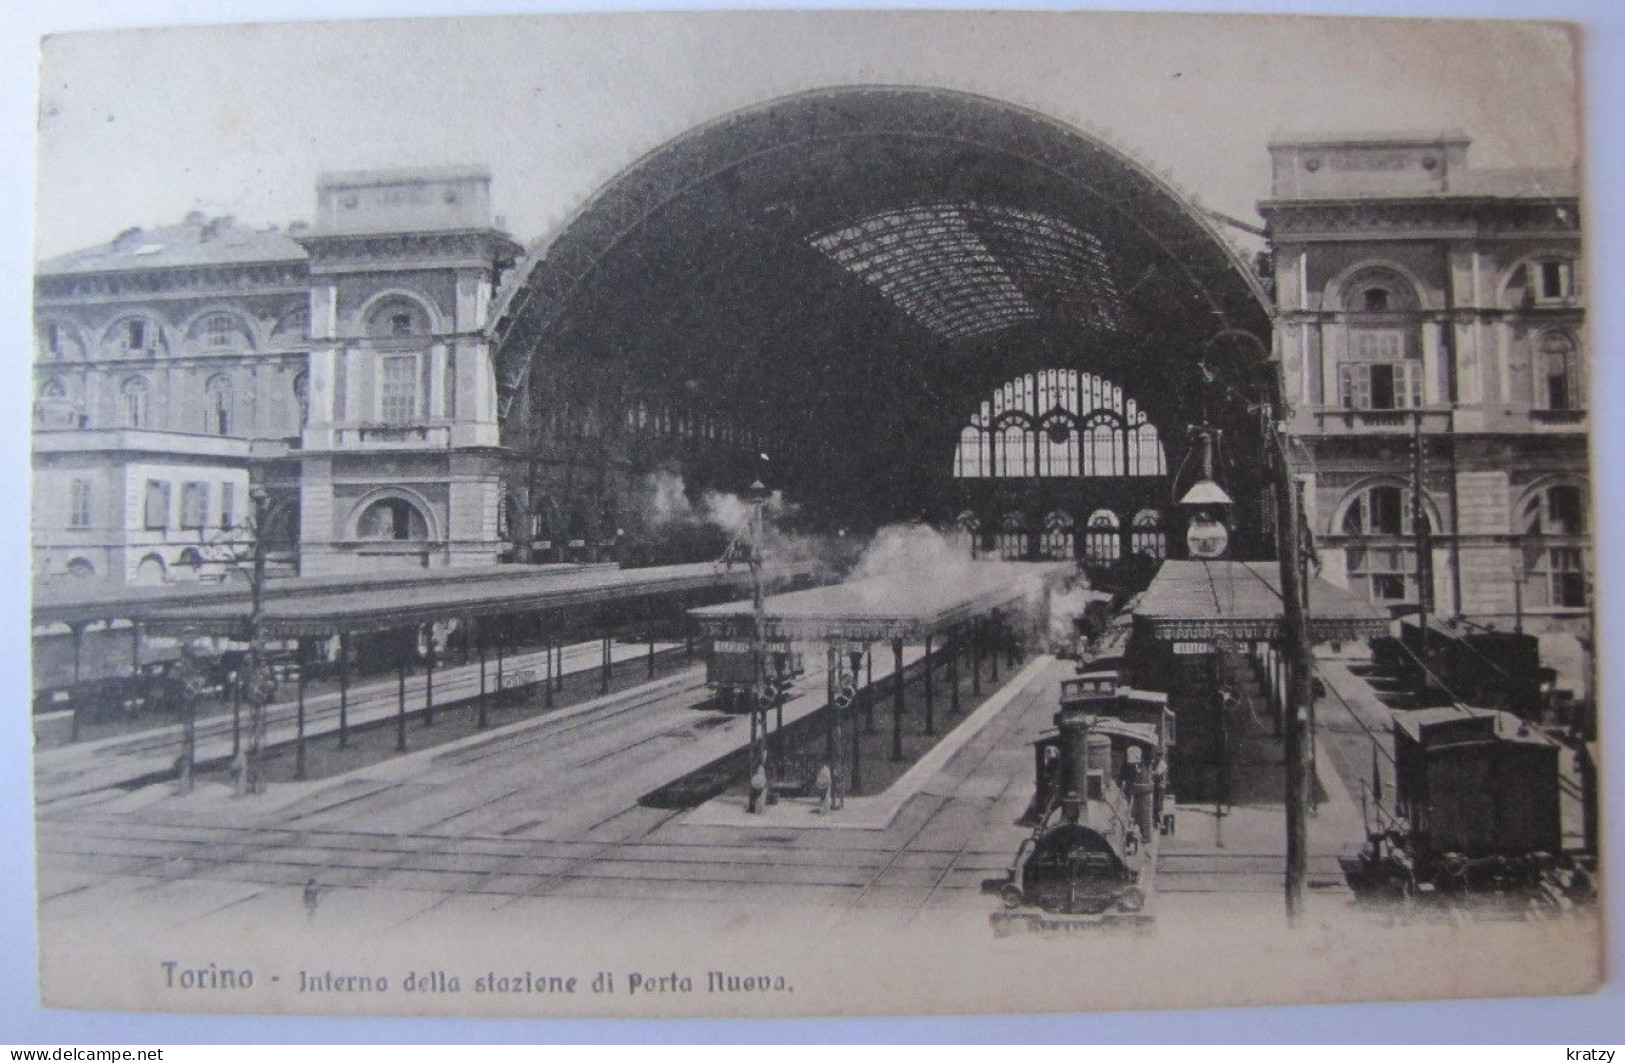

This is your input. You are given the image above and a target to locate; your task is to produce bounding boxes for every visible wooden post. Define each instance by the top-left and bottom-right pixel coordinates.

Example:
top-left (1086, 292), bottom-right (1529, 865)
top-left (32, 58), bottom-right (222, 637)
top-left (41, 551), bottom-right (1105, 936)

top-left (850, 687), bottom-right (862, 796)
top-left (923, 634), bottom-right (935, 736)
top-left (295, 657), bottom-right (307, 781)
top-left (69, 622), bottom-right (86, 743)
top-left (130, 621), bottom-right (142, 672)
top-left (337, 633), bottom-right (350, 749)
top-left (891, 638), bottom-right (905, 762)
top-left (865, 646), bottom-right (875, 733)
top-left (495, 632), bottom-right (505, 705)
top-left (648, 629), bottom-right (656, 679)
top-left (601, 630), bottom-right (612, 695)
top-left (396, 661), bottom-right (407, 753)
top-left (543, 633), bottom-right (554, 709)
top-left (477, 622), bottom-right (488, 730)
top-left (231, 669), bottom-right (242, 757)
top-left (949, 627), bottom-right (961, 715)
top-left (973, 623), bottom-right (982, 696)
top-left (554, 640), bottom-right (564, 692)
top-left (423, 626), bottom-right (435, 727)
top-left (825, 645), bottom-right (837, 762)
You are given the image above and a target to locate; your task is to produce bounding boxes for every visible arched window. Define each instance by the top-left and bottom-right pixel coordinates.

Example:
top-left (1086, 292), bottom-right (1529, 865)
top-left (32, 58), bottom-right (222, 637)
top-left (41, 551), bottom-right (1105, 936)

top-left (271, 307), bottom-right (309, 345)
top-left (204, 375), bottom-right (233, 435)
top-left (293, 371), bottom-right (311, 429)
top-left (134, 553), bottom-right (168, 586)
top-left (112, 317), bottom-right (159, 357)
top-left (1520, 484), bottom-right (1587, 608)
top-left (121, 377), bottom-right (150, 429)
top-left (1083, 509), bottom-right (1121, 566)
top-left (1340, 483), bottom-right (1434, 602)
top-left (1337, 267), bottom-right (1424, 411)
top-left (1040, 510), bottom-right (1075, 561)
top-left (365, 297), bottom-right (431, 338)
top-left (356, 497), bottom-right (430, 541)
top-left (38, 321), bottom-right (83, 361)
top-left (65, 557), bottom-right (96, 580)
top-left (39, 378), bottom-right (67, 400)
top-left (1130, 509), bottom-right (1166, 560)
top-left (196, 312), bottom-right (245, 351)
top-left (953, 369), bottom-right (1165, 480)
top-left (997, 511), bottom-right (1029, 561)
top-left (1537, 331), bottom-right (1581, 412)
top-left (1520, 483), bottom-right (1585, 537)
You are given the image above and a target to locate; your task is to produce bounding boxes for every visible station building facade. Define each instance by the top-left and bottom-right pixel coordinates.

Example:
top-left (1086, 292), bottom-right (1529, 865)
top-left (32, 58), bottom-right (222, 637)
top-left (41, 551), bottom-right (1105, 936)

top-left (1261, 132), bottom-right (1588, 635)
top-left (33, 130), bottom-right (1590, 639)
top-left (32, 167), bottom-right (522, 585)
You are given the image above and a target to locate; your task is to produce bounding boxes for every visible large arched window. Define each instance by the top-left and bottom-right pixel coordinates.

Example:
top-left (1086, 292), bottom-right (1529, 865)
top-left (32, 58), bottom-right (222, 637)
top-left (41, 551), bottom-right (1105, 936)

top-left (1519, 483), bottom-right (1588, 609)
top-left (996, 511), bottom-right (1029, 561)
top-left (1040, 510), bottom-right (1075, 561)
top-left (1083, 509), bottom-right (1121, 566)
top-left (1130, 508), bottom-right (1166, 560)
top-left (953, 369), bottom-right (1166, 479)
top-left (1339, 482), bottom-right (1434, 602)
top-left (356, 497), bottom-right (430, 541)
top-left (1336, 267), bottom-right (1424, 411)
top-left (120, 377), bottom-right (150, 429)
top-left (204, 374), bottom-right (233, 435)
top-left (192, 312), bottom-right (249, 352)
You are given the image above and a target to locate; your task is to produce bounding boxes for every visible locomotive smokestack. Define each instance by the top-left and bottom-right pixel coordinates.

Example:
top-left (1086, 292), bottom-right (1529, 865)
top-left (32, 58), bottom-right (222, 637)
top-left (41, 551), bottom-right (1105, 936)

top-left (1055, 707), bottom-right (1090, 825)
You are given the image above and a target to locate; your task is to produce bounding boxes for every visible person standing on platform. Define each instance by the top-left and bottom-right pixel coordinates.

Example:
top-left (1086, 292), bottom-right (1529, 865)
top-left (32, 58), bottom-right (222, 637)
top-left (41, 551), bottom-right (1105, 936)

top-left (815, 763), bottom-right (833, 814)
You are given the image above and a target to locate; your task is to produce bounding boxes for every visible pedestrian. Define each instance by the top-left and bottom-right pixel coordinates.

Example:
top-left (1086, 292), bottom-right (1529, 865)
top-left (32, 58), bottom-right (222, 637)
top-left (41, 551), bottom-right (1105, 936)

top-left (748, 760), bottom-right (767, 814)
top-left (815, 763), bottom-right (832, 815)
top-left (303, 877), bottom-right (321, 922)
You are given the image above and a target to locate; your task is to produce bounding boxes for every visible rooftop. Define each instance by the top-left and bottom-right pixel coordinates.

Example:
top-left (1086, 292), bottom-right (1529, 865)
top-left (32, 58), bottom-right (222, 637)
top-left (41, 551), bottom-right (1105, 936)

top-left (37, 215), bottom-right (308, 276)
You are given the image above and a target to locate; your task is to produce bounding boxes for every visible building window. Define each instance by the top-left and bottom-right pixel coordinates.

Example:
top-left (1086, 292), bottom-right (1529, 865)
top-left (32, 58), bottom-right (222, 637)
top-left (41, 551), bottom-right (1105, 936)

top-left (66, 558), bottom-right (96, 580)
top-left (180, 482), bottom-right (209, 529)
top-left (1341, 484), bottom-right (1433, 603)
top-left (953, 369), bottom-right (1166, 480)
top-left (293, 371), bottom-right (310, 429)
top-left (204, 374), bottom-right (233, 435)
top-left (144, 480), bottom-right (170, 530)
top-left (69, 480), bottom-right (92, 528)
top-left (1340, 360), bottom-right (1423, 410)
top-left (379, 354), bottom-right (418, 425)
top-left (121, 377), bottom-right (150, 429)
top-left (1362, 287), bottom-right (1390, 312)
top-left (1537, 331), bottom-right (1580, 411)
top-left (1130, 508), bottom-right (1166, 560)
top-left (390, 312), bottom-right (414, 336)
top-left (202, 313), bottom-right (238, 349)
top-left (121, 319), bottom-right (150, 354)
top-left (996, 511), bottom-right (1029, 561)
top-left (357, 497), bottom-right (429, 541)
top-left (1040, 511), bottom-right (1075, 560)
top-left (1084, 509), bottom-right (1122, 566)
top-left (1521, 483), bottom-right (1585, 537)
top-left (1535, 259), bottom-right (1574, 302)
top-left (220, 482), bottom-right (236, 531)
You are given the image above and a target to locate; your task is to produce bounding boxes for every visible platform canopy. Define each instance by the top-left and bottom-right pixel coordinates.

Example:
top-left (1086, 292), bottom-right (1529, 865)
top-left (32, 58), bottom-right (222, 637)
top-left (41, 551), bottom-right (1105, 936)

top-left (1133, 559), bottom-right (1388, 645)
top-left (687, 561), bottom-right (1074, 644)
top-left (81, 561), bottom-right (817, 639)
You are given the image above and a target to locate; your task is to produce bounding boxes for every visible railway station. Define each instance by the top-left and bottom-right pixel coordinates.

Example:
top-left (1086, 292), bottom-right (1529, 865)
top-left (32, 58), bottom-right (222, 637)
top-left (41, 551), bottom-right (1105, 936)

top-left (31, 83), bottom-right (1597, 948)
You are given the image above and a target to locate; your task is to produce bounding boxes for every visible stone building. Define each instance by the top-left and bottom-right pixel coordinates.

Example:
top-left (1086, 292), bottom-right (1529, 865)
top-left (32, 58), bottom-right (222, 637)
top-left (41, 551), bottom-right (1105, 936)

top-left (1261, 131), bottom-right (1588, 635)
top-left (31, 166), bottom-right (521, 585)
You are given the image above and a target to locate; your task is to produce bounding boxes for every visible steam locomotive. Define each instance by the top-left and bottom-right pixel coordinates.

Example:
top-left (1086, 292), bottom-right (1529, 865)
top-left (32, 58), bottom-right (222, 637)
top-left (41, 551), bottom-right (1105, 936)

top-left (705, 639), bottom-right (804, 712)
top-left (993, 668), bottom-right (1174, 931)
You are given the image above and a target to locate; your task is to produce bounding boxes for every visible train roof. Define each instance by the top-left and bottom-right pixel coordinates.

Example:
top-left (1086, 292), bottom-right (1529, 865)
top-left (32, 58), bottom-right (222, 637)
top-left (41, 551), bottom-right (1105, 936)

top-left (1393, 706), bottom-right (1558, 749)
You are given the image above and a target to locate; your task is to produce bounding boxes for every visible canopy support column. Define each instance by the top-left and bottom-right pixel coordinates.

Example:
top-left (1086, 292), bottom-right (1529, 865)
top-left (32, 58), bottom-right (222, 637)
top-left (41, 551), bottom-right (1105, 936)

top-left (337, 633), bottom-right (350, 749)
top-left (891, 638), bottom-right (905, 762)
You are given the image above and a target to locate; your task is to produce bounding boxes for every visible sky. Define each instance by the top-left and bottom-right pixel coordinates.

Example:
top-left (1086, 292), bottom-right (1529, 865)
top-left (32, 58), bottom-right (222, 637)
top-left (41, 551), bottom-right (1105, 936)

top-left (33, 10), bottom-right (1582, 259)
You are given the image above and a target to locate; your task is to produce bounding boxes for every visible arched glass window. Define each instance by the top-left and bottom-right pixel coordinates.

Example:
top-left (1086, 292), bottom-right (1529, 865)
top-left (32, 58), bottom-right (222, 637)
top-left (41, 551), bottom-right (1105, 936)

top-left (204, 375), bottom-right (233, 435)
top-left (1520, 484), bottom-right (1588, 608)
top-left (1340, 483), bottom-right (1433, 602)
top-left (1130, 508), bottom-right (1166, 560)
top-left (366, 298), bottom-right (431, 338)
top-left (997, 511), bottom-right (1029, 561)
top-left (1337, 268), bottom-right (1424, 411)
top-left (1040, 510), bottom-right (1075, 560)
top-left (356, 497), bottom-right (430, 541)
top-left (121, 377), bottom-right (150, 429)
top-left (1083, 509), bottom-right (1121, 566)
top-left (66, 558), bottom-right (96, 580)
top-left (1537, 331), bottom-right (1580, 412)
top-left (953, 369), bottom-right (1165, 480)
top-left (198, 313), bottom-right (242, 350)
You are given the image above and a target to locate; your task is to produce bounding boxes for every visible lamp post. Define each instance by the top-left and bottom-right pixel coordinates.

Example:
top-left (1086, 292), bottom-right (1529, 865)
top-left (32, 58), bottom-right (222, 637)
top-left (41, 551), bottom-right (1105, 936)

top-left (235, 484), bottom-right (274, 796)
top-left (745, 477), bottom-right (771, 804)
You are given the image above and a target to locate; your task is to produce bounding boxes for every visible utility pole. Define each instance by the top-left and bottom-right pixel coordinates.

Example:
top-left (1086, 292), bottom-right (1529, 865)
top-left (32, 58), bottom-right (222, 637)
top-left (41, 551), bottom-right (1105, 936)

top-left (1269, 403), bottom-right (1317, 923)
top-left (235, 485), bottom-right (273, 796)
top-left (1412, 409), bottom-right (1434, 697)
top-left (746, 478), bottom-right (771, 797)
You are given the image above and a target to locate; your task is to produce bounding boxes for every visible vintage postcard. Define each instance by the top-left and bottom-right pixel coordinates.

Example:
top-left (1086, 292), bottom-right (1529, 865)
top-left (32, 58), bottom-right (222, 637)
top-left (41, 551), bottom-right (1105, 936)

top-left (28, 9), bottom-right (1603, 1019)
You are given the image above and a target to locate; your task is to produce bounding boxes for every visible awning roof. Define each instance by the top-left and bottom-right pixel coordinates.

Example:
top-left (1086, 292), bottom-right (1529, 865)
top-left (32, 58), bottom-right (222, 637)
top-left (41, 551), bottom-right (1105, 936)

top-left (42, 561), bottom-right (817, 639)
top-left (687, 561), bottom-right (1074, 643)
top-left (1133, 559), bottom-right (1388, 644)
